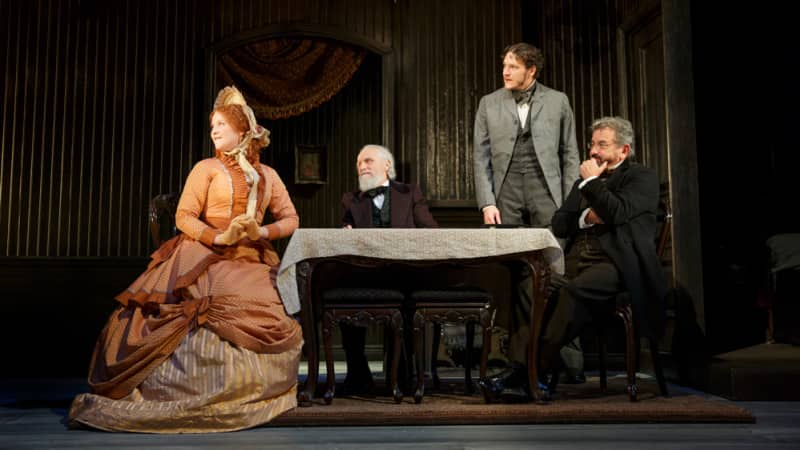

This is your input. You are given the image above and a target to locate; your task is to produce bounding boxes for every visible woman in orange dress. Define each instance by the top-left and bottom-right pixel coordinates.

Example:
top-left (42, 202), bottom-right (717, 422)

top-left (68, 87), bottom-right (303, 433)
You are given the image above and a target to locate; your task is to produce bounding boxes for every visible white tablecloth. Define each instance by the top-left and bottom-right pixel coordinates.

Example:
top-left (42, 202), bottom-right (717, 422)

top-left (277, 228), bottom-right (564, 314)
top-left (767, 234), bottom-right (800, 273)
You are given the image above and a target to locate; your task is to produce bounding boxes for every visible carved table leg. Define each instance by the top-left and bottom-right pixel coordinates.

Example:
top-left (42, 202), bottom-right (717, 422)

top-left (296, 261), bottom-right (317, 406)
top-left (526, 254), bottom-right (551, 403)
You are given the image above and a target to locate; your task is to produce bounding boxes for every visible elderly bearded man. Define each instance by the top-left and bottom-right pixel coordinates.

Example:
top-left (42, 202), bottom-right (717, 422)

top-left (338, 144), bottom-right (437, 394)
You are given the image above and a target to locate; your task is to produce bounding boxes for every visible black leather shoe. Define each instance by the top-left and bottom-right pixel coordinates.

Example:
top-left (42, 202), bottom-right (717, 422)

top-left (535, 380), bottom-right (554, 402)
top-left (499, 385), bottom-right (532, 403)
top-left (562, 372), bottom-right (586, 385)
top-left (477, 373), bottom-right (506, 403)
top-left (487, 362), bottom-right (528, 388)
top-left (477, 378), bottom-right (502, 403)
top-left (478, 362), bottom-right (529, 403)
top-left (479, 382), bottom-right (539, 404)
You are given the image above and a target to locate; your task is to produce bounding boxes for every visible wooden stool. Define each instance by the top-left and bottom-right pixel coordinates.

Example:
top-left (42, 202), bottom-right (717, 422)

top-left (321, 288), bottom-right (405, 404)
top-left (410, 289), bottom-right (493, 403)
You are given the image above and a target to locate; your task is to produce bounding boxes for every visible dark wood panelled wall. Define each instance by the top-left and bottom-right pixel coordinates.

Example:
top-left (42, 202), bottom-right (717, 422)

top-left (1, 0), bottom-right (206, 258)
top-left (533, 0), bottom-right (663, 165)
top-left (1, 0), bottom-right (522, 258)
top-left (396, 1), bottom-right (519, 204)
top-left (535, 0), bottom-right (624, 153)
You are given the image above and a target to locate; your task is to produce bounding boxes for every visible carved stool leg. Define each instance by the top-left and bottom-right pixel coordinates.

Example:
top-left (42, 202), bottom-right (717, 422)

top-left (389, 310), bottom-right (404, 403)
top-left (413, 312), bottom-right (426, 403)
top-left (431, 322), bottom-right (442, 390)
top-left (480, 317), bottom-right (491, 382)
top-left (322, 311), bottom-right (336, 405)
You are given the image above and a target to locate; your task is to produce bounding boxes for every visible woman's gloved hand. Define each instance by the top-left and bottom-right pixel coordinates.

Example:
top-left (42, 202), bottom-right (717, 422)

top-left (231, 214), bottom-right (262, 241)
top-left (214, 221), bottom-right (247, 245)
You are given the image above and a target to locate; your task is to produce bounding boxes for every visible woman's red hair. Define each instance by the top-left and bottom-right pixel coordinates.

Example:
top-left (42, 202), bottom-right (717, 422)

top-left (210, 104), bottom-right (265, 160)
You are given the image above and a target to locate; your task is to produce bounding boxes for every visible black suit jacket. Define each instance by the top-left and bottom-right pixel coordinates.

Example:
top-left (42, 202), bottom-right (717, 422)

top-left (341, 181), bottom-right (438, 229)
top-left (551, 159), bottom-right (667, 337)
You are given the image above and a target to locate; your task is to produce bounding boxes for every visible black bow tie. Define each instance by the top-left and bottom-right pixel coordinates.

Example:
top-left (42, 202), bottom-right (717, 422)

top-left (512, 86), bottom-right (535, 104)
top-left (365, 186), bottom-right (388, 198)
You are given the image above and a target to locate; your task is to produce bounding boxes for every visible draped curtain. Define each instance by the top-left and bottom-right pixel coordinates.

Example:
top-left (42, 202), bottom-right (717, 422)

top-left (217, 39), bottom-right (367, 120)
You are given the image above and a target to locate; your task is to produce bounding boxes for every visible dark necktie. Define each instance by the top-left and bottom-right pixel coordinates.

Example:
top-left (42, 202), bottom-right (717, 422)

top-left (365, 186), bottom-right (388, 198)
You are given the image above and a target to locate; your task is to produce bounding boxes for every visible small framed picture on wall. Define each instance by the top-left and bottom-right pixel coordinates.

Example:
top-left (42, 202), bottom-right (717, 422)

top-left (294, 144), bottom-right (328, 184)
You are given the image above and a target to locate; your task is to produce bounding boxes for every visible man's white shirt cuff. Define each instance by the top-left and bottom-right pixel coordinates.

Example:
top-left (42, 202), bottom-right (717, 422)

top-left (579, 175), bottom-right (598, 190)
top-left (579, 208), bottom-right (594, 229)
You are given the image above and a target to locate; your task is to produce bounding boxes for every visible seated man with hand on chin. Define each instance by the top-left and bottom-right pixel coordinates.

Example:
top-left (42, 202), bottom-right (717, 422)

top-left (539, 116), bottom-right (668, 396)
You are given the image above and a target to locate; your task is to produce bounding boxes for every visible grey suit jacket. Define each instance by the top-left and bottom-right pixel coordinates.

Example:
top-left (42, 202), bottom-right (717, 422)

top-left (473, 82), bottom-right (580, 210)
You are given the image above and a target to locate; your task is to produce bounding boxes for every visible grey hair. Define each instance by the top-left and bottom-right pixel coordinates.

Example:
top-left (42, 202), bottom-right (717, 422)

top-left (590, 116), bottom-right (636, 158)
top-left (360, 144), bottom-right (396, 180)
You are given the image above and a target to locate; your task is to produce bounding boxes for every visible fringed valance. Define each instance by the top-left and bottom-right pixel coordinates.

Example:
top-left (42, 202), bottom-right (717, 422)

top-left (217, 39), bottom-right (367, 120)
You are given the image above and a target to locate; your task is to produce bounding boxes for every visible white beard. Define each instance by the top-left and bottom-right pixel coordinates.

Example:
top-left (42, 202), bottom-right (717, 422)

top-left (359, 174), bottom-right (386, 192)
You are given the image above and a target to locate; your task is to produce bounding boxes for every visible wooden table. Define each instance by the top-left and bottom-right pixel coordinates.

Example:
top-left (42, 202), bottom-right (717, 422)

top-left (276, 228), bottom-right (564, 404)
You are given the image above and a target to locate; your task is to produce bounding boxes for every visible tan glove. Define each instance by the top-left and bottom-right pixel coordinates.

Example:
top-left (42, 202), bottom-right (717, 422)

top-left (231, 214), bottom-right (262, 241)
top-left (215, 221), bottom-right (247, 246)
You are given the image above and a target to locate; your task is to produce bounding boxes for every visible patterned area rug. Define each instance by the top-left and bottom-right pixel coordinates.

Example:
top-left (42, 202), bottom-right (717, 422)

top-left (273, 376), bottom-right (754, 426)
